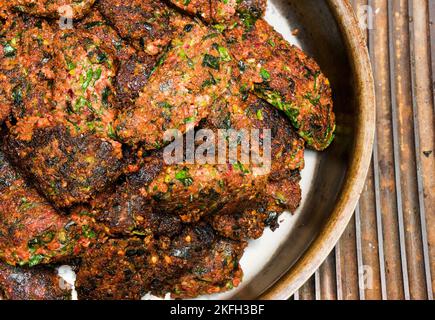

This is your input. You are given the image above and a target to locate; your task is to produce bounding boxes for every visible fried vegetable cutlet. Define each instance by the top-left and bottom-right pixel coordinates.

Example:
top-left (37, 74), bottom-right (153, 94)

top-left (97, 0), bottom-right (190, 56)
top-left (5, 28), bottom-right (124, 208)
top-left (168, 1), bottom-right (335, 150)
top-left (203, 87), bottom-right (304, 240)
top-left (115, 22), bottom-right (233, 149)
top-left (224, 17), bottom-right (335, 150)
top-left (5, 120), bottom-right (123, 208)
top-left (0, 262), bottom-right (71, 300)
top-left (0, 14), bottom-right (55, 124)
top-left (0, 150), bottom-right (96, 266)
top-left (210, 169), bottom-right (301, 241)
top-left (143, 118), bottom-right (298, 224)
top-left (142, 161), bottom-right (266, 223)
top-left (165, 236), bottom-right (246, 299)
top-left (206, 87), bottom-right (306, 173)
top-left (75, 223), bottom-right (240, 300)
top-left (76, 224), bottom-right (213, 299)
top-left (51, 29), bottom-right (118, 139)
top-left (4, 0), bottom-right (96, 19)
top-left (75, 237), bottom-right (152, 300)
top-left (78, 188), bottom-right (183, 238)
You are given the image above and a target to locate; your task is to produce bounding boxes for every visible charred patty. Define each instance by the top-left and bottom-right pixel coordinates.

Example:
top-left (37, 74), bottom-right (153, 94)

top-left (0, 150), bottom-right (96, 266)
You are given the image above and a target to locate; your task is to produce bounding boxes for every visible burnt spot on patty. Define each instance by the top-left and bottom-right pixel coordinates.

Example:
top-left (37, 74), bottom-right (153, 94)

top-left (76, 10), bottom-right (136, 61)
top-left (5, 122), bottom-right (123, 208)
top-left (115, 54), bottom-right (157, 106)
top-left (97, 0), bottom-right (191, 56)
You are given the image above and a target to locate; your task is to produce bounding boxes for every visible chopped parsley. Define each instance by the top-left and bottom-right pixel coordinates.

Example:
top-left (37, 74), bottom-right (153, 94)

top-left (260, 68), bottom-right (270, 81)
top-left (175, 168), bottom-right (194, 187)
top-left (304, 92), bottom-right (321, 106)
top-left (102, 86), bottom-right (111, 107)
top-left (84, 21), bottom-right (105, 29)
top-left (233, 162), bottom-right (250, 174)
top-left (217, 45), bottom-right (231, 62)
top-left (28, 254), bottom-right (45, 267)
top-left (19, 197), bottom-right (36, 211)
top-left (65, 56), bottom-right (76, 71)
top-left (12, 87), bottom-right (23, 106)
top-left (82, 225), bottom-right (96, 239)
top-left (202, 54), bottom-right (220, 70)
top-left (201, 72), bottom-right (218, 88)
top-left (3, 42), bottom-right (16, 57)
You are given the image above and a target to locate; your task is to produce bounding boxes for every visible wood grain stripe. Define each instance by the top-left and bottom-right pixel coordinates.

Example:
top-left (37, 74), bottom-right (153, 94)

top-left (408, 0), bottom-right (435, 300)
top-left (350, 0), bottom-right (386, 301)
top-left (371, 0), bottom-right (405, 300)
top-left (314, 270), bottom-right (321, 300)
top-left (299, 276), bottom-right (316, 300)
top-left (335, 244), bottom-right (343, 300)
top-left (355, 205), bottom-right (366, 300)
top-left (429, 0), bottom-right (435, 111)
top-left (337, 216), bottom-right (359, 299)
top-left (368, 0), bottom-right (388, 299)
top-left (319, 252), bottom-right (338, 300)
top-left (387, 0), bottom-right (411, 300)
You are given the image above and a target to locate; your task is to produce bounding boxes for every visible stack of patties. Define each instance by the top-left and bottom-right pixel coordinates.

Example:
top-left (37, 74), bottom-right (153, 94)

top-left (0, 0), bottom-right (334, 300)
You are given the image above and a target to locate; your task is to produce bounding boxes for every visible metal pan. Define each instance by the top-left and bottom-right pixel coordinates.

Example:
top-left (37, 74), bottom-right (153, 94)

top-left (207, 0), bottom-right (375, 300)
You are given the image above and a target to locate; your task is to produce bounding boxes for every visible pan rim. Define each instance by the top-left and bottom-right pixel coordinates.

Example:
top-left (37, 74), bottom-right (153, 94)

top-left (259, 0), bottom-right (376, 300)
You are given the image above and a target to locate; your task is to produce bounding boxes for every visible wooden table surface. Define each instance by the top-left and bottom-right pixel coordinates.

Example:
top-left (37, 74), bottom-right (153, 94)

top-left (293, 0), bottom-right (434, 300)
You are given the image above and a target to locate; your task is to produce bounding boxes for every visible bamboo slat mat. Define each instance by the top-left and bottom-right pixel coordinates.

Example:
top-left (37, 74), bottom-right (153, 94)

top-left (293, 0), bottom-right (434, 300)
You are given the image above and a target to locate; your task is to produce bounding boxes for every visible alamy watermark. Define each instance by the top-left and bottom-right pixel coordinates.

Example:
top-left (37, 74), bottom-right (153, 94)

top-left (58, 5), bottom-right (74, 30)
top-left (357, 5), bottom-right (376, 30)
top-left (359, 265), bottom-right (374, 291)
top-left (162, 124), bottom-right (272, 176)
